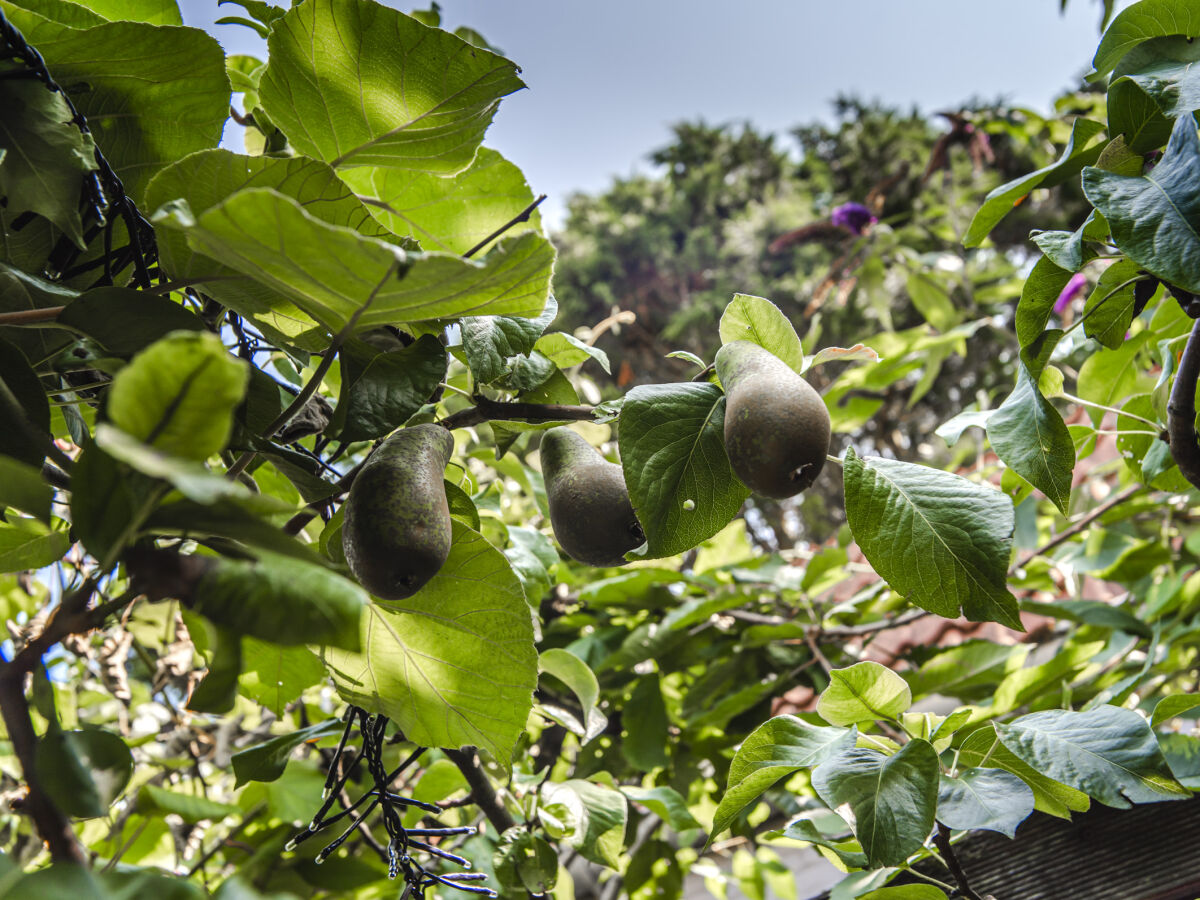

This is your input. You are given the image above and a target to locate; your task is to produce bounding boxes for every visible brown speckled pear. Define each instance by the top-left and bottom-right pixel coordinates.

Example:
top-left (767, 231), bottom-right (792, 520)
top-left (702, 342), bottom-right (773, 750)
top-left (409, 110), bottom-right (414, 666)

top-left (540, 427), bottom-right (644, 567)
top-left (342, 424), bottom-right (454, 601)
top-left (716, 341), bottom-right (831, 498)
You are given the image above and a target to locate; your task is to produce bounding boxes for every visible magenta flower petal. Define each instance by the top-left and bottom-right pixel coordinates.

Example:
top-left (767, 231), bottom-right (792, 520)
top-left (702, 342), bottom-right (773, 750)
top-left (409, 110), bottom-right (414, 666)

top-left (831, 202), bottom-right (877, 235)
top-left (1054, 273), bottom-right (1088, 315)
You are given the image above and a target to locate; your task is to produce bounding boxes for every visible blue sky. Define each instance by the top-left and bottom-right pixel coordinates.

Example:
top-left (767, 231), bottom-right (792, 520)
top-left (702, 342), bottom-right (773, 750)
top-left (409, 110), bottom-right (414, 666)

top-left (182, 0), bottom-right (1113, 227)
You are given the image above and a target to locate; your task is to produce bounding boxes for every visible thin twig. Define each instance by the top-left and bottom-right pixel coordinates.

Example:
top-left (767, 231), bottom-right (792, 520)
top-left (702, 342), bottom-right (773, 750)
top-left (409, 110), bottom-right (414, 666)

top-left (933, 822), bottom-right (985, 900)
top-left (1168, 317), bottom-right (1200, 490)
top-left (0, 306), bottom-right (66, 326)
top-left (1011, 483), bottom-right (1143, 573)
top-left (443, 748), bottom-right (515, 835)
top-left (462, 195), bottom-right (547, 259)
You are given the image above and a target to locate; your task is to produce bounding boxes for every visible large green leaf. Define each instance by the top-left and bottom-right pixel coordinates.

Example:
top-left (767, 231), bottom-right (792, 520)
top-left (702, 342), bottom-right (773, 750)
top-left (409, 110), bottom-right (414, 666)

top-left (238, 638), bottom-right (326, 718)
top-left (1091, 0), bottom-right (1200, 77)
top-left (0, 457), bottom-right (53, 524)
top-left (0, 519), bottom-right (69, 574)
top-left (162, 188), bottom-right (555, 332)
top-left (57, 288), bottom-right (204, 357)
top-left (106, 330), bottom-right (249, 461)
top-left (1084, 116), bottom-right (1200, 293)
top-left (1, 12), bottom-right (228, 202)
top-left (811, 740), bottom-right (940, 868)
top-left (322, 523), bottom-right (537, 763)
top-left (956, 725), bottom-right (1090, 819)
top-left (1112, 37), bottom-right (1200, 124)
top-left (189, 551), bottom-right (366, 650)
top-left (146, 149), bottom-right (401, 350)
top-left (996, 705), bottom-right (1188, 808)
top-left (67, 0), bottom-right (182, 24)
top-left (460, 297), bottom-right (558, 385)
top-left (618, 382), bottom-right (750, 559)
top-left (259, 0), bottom-right (524, 173)
top-left (1014, 255), bottom-right (1074, 348)
top-left (936, 768), bottom-right (1034, 838)
top-left (332, 335), bottom-right (447, 442)
top-left (1107, 77), bottom-right (1175, 154)
top-left (964, 119), bottom-right (1106, 247)
top-left (710, 715), bottom-right (856, 839)
top-left (0, 81), bottom-right (97, 246)
top-left (136, 785), bottom-right (238, 824)
top-left (341, 148), bottom-right (542, 254)
top-left (540, 779), bottom-right (627, 869)
top-left (842, 449), bottom-right (1021, 629)
top-left (0, 335), bottom-right (51, 467)
top-left (35, 727), bottom-right (133, 819)
top-left (718, 294), bottom-right (804, 373)
top-left (816, 662), bottom-right (912, 726)
top-left (231, 719), bottom-right (342, 787)
top-left (986, 363), bottom-right (1074, 515)
top-left (1083, 258), bottom-right (1143, 349)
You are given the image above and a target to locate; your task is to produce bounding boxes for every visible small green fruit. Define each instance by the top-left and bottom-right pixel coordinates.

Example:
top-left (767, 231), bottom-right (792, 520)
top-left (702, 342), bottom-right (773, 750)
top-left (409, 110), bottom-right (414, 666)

top-left (716, 340), bottom-right (831, 498)
top-left (341, 423), bottom-right (454, 600)
top-left (541, 427), bottom-right (644, 566)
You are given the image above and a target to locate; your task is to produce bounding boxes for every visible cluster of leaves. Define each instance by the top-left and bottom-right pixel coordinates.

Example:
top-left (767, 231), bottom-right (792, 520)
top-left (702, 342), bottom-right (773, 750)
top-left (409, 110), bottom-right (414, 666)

top-left (1, 0), bottom-right (1200, 899)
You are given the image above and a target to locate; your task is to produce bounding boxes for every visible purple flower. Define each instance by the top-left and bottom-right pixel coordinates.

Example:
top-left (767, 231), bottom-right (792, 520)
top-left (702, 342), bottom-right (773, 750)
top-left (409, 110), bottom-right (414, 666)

top-left (1054, 273), bottom-right (1088, 315)
top-left (831, 202), bottom-right (877, 236)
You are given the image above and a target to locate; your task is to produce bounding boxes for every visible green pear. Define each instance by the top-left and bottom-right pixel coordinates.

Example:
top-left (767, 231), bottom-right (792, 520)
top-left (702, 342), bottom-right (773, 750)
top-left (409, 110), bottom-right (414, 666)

top-left (341, 423), bottom-right (454, 600)
top-left (541, 427), bottom-right (644, 566)
top-left (716, 341), bottom-right (831, 498)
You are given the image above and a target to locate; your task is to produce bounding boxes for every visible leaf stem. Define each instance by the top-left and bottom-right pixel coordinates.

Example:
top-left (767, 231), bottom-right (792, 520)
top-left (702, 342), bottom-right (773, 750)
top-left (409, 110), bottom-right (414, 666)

top-left (462, 194), bottom-right (547, 259)
top-left (1011, 483), bottom-right (1143, 573)
top-left (1059, 391), bottom-right (1160, 429)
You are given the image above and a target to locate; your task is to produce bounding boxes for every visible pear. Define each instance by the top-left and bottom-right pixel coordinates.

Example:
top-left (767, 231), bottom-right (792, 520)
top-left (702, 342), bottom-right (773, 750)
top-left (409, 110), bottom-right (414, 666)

top-left (540, 427), bottom-right (644, 566)
top-left (716, 341), bottom-right (830, 498)
top-left (342, 423), bottom-right (454, 600)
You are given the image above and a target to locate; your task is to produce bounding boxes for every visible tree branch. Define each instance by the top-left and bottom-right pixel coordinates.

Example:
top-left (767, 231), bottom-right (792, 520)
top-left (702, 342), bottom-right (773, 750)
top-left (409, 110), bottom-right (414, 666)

top-left (933, 822), bottom-right (985, 900)
top-left (443, 748), bottom-right (515, 835)
top-left (1168, 317), bottom-right (1200, 490)
top-left (0, 578), bottom-right (136, 864)
top-left (0, 306), bottom-right (65, 326)
top-left (438, 396), bottom-right (596, 431)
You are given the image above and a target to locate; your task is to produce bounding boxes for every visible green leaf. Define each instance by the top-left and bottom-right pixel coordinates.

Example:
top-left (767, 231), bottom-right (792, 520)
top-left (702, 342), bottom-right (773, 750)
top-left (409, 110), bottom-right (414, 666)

top-left (190, 551), bottom-right (365, 650)
top-left (956, 725), bottom-right (1090, 819)
top-left (539, 648), bottom-right (603, 739)
top-left (0, 336), bottom-right (51, 467)
top-left (540, 779), bottom-right (627, 869)
top-left (340, 148), bottom-right (542, 254)
top-left (964, 119), bottom-right (1106, 247)
top-left (1084, 116), bottom-right (1200, 293)
top-left (719, 294), bottom-right (804, 373)
top-left (1015, 256), bottom-right (1074, 348)
top-left (136, 784), bottom-right (239, 823)
top-left (322, 522), bottom-right (537, 764)
top-left (0, 519), bottom-right (68, 574)
top-left (622, 786), bottom-right (702, 833)
top-left (57, 288), bottom-right (205, 357)
top-left (1113, 37), bottom-right (1200, 122)
top-left (996, 705), bottom-right (1189, 808)
top-left (0, 863), bottom-right (105, 900)
top-left (1107, 78), bottom-right (1174, 154)
top-left (0, 457), bottom-right (52, 524)
top-left (333, 335), bottom-right (447, 442)
top-left (1077, 332), bottom-right (1152, 422)
top-left (0, 80), bottom-right (97, 246)
top-left (622, 673), bottom-right (670, 772)
top-left (817, 662), bottom-right (913, 726)
top-left (238, 638), bottom-right (326, 718)
top-left (1083, 259), bottom-right (1143, 349)
top-left (1030, 211), bottom-right (1108, 273)
top-left (460, 297), bottom-right (558, 384)
top-left (1153, 693), bottom-right (1200, 728)
top-left (494, 828), bottom-right (558, 895)
top-left (710, 715), bottom-right (856, 839)
top-left (534, 332), bottom-right (611, 373)
top-left (164, 188), bottom-right (555, 332)
top-left (259, 0), bottom-right (524, 173)
top-left (986, 363), bottom-right (1074, 515)
top-left (936, 768), bottom-right (1034, 838)
top-left (811, 739), bottom-right (940, 868)
top-left (4, 14), bottom-right (229, 202)
top-left (70, 0), bottom-right (182, 24)
top-left (905, 640), bottom-right (1030, 700)
top-left (842, 449), bottom-right (1021, 629)
top-left (35, 727), bottom-right (133, 819)
top-left (619, 382), bottom-right (750, 559)
top-left (1091, 0), bottom-right (1200, 78)
top-left (861, 888), bottom-right (947, 900)
top-left (765, 815), bottom-right (867, 869)
top-left (187, 623), bottom-right (241, 714)
top-left (107, 331), bottom-right (248, 461)
top-left (145, 149), bottom-right (403, 351)
top-left (232, 719), bottom-right (342, 787)
top-left (905, 272), bottom-right (958, 333)
top-left (94, 425), bottom-right (290, 514)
